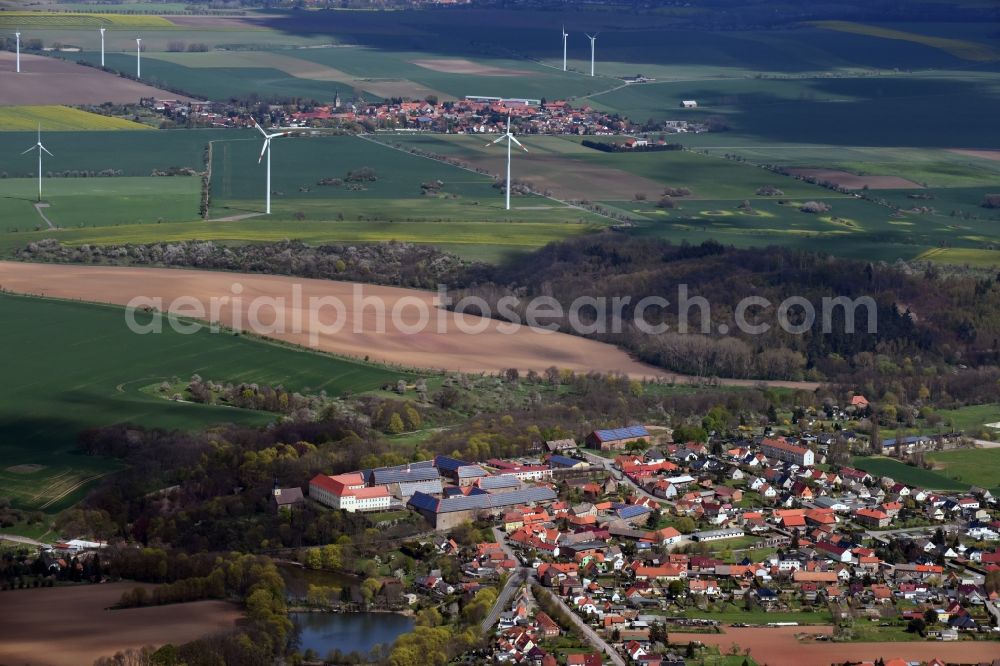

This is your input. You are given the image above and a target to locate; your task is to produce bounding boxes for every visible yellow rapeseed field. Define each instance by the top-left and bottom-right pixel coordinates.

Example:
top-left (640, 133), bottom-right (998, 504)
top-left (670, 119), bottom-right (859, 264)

top-left (811, 20), bottom-right (1000, 62)
top-left (0, 106), bottom-right (152, 131)
top-left (0, 12), bottom-right (175, 29)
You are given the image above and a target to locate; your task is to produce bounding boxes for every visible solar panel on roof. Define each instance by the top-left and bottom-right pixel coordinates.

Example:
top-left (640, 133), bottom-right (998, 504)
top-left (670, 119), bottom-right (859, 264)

top-left (407, 492), bottom-right (440, 513)
top-left (595, 425), bottom-right (649, 441)
top-left (617, 505), bottom-right (651, 519)
top-left (372, 467), bottom-right (440, 484)
top-left (434, 455), bottom-right (472, 472)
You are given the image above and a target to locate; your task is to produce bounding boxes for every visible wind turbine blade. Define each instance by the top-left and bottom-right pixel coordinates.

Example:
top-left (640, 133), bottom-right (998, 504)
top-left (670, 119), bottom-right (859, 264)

top-left (510, 136), bottom-right (527, 152)
top-left (267, 131), bottom-right (291, 139)
top-left (252, 119), bottom-right (268, 137)
top-left (21, 145), bottom-right (36, 155)
top-left (40, 145), bottom-right (53, 157)
top-left (487, 134), bottom-right (506, 146)
top-left (258, 139), bottom-right (269, 164)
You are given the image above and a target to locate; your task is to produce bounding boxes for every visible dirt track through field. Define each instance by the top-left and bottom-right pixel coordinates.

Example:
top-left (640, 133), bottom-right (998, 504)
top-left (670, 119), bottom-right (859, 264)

top-left (948, 148), bottom-right (1000, 162)
top-left (672, 625), bottom-right (1000, 665)
top-left (0, 53), bottom-right (194, 106)
top-left (0, 262), bottom-right (818, 390)
top-left (0, 582), bottom-right (241, 666)
top-left (785, 168), bottom-right (924, 190)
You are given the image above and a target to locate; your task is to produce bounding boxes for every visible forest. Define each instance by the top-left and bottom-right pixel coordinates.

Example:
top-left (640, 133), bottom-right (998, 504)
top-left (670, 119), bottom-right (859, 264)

top-left (453, 236), bottom-right (1000, 383)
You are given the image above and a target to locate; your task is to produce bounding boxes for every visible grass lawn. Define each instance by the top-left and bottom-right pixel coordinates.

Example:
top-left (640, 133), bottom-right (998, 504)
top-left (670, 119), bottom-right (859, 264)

top-left (850, 456), bottom-right (968, 491)
top-left (926, 448), bottom-right (1000, 493)
top-left (0, 293), bottom-right (414, 515)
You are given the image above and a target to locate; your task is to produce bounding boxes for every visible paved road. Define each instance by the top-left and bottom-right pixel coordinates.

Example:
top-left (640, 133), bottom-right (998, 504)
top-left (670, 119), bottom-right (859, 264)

top-left (529, 572), bottom-right (627, 666)
top-left (866, 523), bottom-right (961, 538)
top-left (493, 527), bottom-right (626, 665)
top-left (580, 451), bottom-right (662, 502)
top-left (481, 568), bottom-right (525, 634)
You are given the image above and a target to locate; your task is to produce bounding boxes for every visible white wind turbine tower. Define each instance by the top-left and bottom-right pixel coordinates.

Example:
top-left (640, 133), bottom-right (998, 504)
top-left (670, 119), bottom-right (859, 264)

top-left (561, 26), bottom-right (568, 71)
top-left (253, 118), bottom-right (291, 215)
top-left (99, 27), bottom-right (105, 67)
top-left (135, 37), bottom-right (141, 78)
top-left (21, 125), bottom-right (53, 202)
top-left (485, 115), bottom-right (527, 211)
top-left (585, 33), bottom-right (598, 77)
top-left (15, 31), bottom-right (20, 73)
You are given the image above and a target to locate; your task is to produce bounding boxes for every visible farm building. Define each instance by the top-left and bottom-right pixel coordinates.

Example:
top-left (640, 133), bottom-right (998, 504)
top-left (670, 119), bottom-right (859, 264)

top-left (586, 425), bottom-right (650, 451)
top-left (691, 528), bottom-right (745, 542)
top-left (434, 455), bottom-right (489, 487)
top-left (408, 486), bottom-right (557, 530)
top-left (546, 438), bottom-right (578, 452)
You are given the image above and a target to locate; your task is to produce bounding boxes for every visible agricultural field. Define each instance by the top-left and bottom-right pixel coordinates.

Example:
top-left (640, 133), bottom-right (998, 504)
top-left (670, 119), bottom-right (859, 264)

top-left (0, 128), bottom-right (225, 176)
top-left (0, 293), bottom-right (410, 513)
top-left (386, 133), bottom-right (1000, 263)
top-left (0, 177), bottom-right (201, 231)
top-left (0, 52), bottom-right (195, 106)
top-left (0, 11), bottom-right (177, 28)
top-left (850, 456), bottom-right (968, 491)
top-left (0, 583), bottom-right (242, 666)
top-left (926, 447), bottom-right (1000, 493)
top-left (0, 106), bottom-right (150, 131)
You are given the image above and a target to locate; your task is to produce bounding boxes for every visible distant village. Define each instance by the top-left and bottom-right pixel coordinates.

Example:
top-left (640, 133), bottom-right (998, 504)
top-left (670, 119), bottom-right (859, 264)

top-left (141, 94), bottom-right (711, 137)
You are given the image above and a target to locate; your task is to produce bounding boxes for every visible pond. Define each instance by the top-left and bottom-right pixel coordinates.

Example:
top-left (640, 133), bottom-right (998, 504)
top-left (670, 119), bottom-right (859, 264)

top-left (291, 611), bottom-right (414, 658)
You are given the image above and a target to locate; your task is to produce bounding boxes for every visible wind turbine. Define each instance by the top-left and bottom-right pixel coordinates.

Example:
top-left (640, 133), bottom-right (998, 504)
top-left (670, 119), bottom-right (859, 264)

top-left (585, 33), bottom-right (598, 77)
top-left (99, 27), bottom-right (105, 67)
top-left (253, 118), bottom-right (290, 215)
top-left (15, 31), bottom-right (20, 73)
top-left (561, 26), bottom-right (568, 71)
top-left (485, 116), bottom-right (527, 211)
top-left (135, 37), bottom-right (141, 78)
top-left (21, 125), bottom-right (53, 202)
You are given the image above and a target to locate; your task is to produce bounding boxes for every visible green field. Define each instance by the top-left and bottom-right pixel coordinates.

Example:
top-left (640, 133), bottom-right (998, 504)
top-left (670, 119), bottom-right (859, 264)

top-left (0, 177), bottom-right (200, 231)
top-left (926, 448), bottom-right (1000, 493)
top-left (851, 456), bottom-right (969, 491)
top-left (385, 133), bottom-right (1000, 263)
top-left (0, 293), bottom-right (412, 513)
top-left (0, 129), bottom-right (225, 178)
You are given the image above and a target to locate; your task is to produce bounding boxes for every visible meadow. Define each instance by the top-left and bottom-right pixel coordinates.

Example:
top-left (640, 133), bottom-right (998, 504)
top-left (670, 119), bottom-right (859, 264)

top-left (850, 456), bottom-right (968, 491)
top-left (0, 293), bottom-right (410, 513)
top-left (0, 106), bottom-right (150, 131)
top-left (926, 448), bottom-right (1000, 492)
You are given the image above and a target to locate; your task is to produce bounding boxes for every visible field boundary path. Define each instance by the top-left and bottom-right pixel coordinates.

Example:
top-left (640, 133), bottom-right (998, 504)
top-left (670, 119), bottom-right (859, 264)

top-left (34, 203), bottom-right (56, 230)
